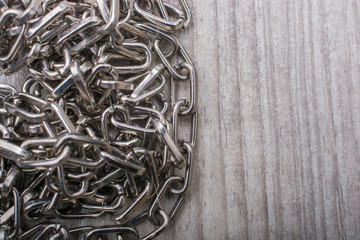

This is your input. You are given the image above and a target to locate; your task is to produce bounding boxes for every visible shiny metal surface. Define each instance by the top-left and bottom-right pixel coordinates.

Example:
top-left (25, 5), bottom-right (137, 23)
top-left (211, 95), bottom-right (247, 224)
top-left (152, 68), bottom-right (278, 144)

top-left (0, 0), bottom-right (196, 239)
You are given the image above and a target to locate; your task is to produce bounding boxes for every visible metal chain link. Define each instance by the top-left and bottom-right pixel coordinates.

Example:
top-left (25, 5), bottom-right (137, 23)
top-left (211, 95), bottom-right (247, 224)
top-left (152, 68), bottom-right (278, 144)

top-left (0, 0), bottom-right (197, 239)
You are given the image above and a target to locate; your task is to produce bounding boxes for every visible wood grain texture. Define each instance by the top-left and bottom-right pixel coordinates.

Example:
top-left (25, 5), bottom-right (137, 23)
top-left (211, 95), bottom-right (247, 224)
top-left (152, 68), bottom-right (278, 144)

top-left (1, 0), bottom-right (359, 239)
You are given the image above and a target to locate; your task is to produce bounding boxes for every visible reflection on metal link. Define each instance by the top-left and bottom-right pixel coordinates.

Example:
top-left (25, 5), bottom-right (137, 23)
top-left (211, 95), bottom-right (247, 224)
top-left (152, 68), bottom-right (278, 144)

top-left (0, 0), bottom-right (197, 239)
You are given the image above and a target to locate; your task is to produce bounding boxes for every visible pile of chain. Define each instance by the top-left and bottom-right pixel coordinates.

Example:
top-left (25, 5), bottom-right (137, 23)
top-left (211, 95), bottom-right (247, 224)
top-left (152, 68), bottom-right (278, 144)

top-left (0, 0), bottom-right (197, 239)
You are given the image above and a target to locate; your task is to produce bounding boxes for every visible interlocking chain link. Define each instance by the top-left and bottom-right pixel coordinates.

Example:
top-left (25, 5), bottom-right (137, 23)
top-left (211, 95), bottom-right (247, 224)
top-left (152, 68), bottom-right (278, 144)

top-left (0, 0), bottom-right (197, 239)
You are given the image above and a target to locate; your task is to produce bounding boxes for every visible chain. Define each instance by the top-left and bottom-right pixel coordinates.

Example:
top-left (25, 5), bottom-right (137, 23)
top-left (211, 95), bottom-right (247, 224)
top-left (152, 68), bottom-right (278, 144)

top-left (0, 0), bottom-right (197, 239)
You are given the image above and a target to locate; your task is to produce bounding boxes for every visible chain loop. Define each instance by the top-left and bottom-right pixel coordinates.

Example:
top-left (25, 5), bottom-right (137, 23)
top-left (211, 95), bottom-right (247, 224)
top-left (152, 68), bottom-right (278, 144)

top-left (0, 0), bottom-right (197, 239)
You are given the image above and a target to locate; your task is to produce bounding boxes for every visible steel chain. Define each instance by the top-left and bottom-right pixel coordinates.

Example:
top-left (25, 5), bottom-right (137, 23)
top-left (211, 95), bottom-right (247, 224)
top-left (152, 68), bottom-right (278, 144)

top-left (0, 0), bottom-right (197, 239)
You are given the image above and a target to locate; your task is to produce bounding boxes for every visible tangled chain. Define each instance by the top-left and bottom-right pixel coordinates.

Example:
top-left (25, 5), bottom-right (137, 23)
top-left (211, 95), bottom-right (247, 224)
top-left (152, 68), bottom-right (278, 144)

top-left (0, 0), bottom-right (197, 239)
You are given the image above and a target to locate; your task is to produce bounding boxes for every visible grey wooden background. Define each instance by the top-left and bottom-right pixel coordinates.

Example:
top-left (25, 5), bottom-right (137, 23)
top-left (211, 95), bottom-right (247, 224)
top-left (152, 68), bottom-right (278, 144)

top-left (1, 0), bottom-right (360, 239)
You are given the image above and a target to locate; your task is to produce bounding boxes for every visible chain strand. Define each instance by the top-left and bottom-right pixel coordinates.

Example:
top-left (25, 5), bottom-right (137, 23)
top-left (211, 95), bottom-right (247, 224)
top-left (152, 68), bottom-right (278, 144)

top-left (0, 0), bottom-right (197, 239)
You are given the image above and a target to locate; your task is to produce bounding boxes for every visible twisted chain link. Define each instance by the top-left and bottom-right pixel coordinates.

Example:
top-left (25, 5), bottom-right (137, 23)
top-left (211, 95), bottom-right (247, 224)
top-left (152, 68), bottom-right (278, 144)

top-left (0, 0), bottom-right (197, 239)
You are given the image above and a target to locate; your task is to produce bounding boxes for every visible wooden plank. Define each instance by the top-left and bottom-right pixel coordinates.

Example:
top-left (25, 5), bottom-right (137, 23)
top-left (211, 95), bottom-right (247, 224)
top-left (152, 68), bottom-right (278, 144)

top-left (0, 0), bottom-right (359, 239)
top-left (160, 0), bottom-right (360, 239)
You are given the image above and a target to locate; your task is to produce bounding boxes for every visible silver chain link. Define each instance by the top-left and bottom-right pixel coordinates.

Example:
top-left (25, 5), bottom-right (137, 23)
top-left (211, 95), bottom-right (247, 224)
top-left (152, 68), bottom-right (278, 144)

top-left (0, 0), bottom-right (197, 239)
